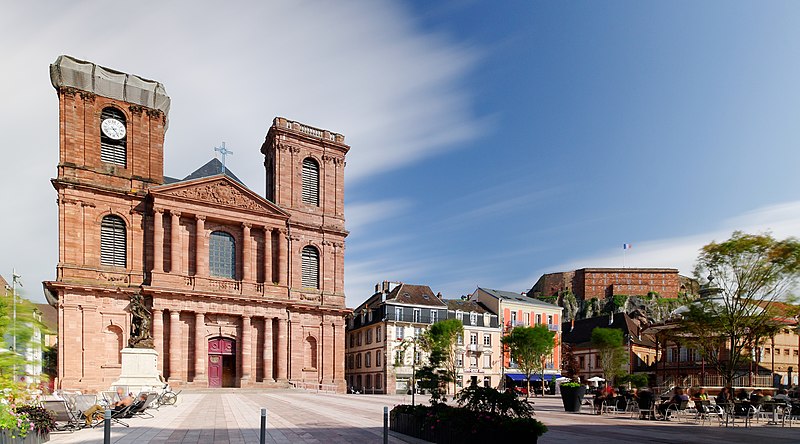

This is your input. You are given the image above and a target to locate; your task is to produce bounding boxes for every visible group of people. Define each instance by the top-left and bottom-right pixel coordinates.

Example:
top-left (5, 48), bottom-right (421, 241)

top-left (82, 387), bottom-right (146, 426)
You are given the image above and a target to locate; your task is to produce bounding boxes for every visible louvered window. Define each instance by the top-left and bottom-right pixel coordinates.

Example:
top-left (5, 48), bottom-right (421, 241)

top-left (209, 231), bottom-right (236, 279)
top-left (100, 215), bottom-right (126, 267)
top-left (301, 158), bottom-right (319, 206)
top-left (100, 107), bottom-right (127, 167)
top-left (301, 245), bottom-right (319, 289)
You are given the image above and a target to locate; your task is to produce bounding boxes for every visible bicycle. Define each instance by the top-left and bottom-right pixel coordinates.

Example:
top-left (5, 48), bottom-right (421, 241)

top-left (153, 384), bottom-right (181, 408)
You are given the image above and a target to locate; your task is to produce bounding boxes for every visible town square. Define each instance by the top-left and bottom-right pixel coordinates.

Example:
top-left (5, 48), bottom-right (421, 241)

top-left (1, 1), bottom-right (800, 443)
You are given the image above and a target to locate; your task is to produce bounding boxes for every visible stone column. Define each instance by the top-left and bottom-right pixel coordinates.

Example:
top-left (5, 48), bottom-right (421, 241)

top-left (263, 317), bottom-right (273, 381)
top-left (264, 228), bottom-right (273, 283)
top-left (195, 215), bottom-right (206, 277)
top-left (277, 229), bottom-right (287, 286)
top-left (170, 211), bottom-right (182, 274)
top-left (194, 312), bottom-right (207, 384)
top-left (152, 309), bottom-right (164, 373)
top-left (276, 316), bottom-right (288, 381)
top-left (153, 208), bottom-right (164, 273)
top-left (242, 223), bottom-right (252, 282)
top-left (168, 310), bottom-right (182, 383)
top-left (241, 315), bottom-right (252, 385)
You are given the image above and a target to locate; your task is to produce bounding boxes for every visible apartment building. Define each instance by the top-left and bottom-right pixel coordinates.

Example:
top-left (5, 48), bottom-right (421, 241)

top-left (445, 299), bottom-right (502, 391)
top-left (470, 288), bottom-right (563, 387)
top-left (345, 282), bottom-right (447, 394)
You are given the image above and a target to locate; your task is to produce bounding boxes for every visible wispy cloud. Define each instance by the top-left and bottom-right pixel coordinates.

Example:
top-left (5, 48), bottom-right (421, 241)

top-left (0, 1), bottom-right (483, 300)
top-left (502, 200), bottom-right (800, 293)
top-left (346, 199), bottom-right (412, 233)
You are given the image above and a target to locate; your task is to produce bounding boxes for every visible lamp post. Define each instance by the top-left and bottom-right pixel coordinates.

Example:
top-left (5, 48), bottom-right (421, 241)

top-left (11, 269), bottom-right (22, 383)
top-left (411, 339), bottom-right (417, 406)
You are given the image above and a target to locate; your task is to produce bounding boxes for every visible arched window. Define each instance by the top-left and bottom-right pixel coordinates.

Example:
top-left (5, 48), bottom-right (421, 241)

top-left (209, 231), bottom-right (236, 279)
top-left (301, 158), bottom-right (319, 206)
top-left (105, 324), bottom-right (123, 365)
top-left (100, 107), bottom-right (127, 167)
top-left (301, 245), bottom-right (319, 289)
top-left (306, 336), bottom-right (318, 369)
top-left (100, 215), bottom-right (126, 267)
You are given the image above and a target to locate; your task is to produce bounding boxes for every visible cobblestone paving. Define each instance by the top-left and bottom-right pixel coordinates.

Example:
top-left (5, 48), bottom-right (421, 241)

top-left (47, 391), bottom-right (800, 443)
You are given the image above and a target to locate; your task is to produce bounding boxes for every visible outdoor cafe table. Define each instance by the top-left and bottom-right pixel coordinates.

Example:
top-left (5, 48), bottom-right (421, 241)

top-left (761, 401), bottom-right (790, 426)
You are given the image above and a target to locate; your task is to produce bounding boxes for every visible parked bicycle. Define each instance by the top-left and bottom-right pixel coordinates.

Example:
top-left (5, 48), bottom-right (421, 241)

top-left (153, 383), bottom-right (181, 408)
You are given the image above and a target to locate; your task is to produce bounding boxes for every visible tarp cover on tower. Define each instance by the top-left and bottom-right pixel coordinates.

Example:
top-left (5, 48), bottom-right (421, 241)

top-left (49, 55), bottom-right (171, 118)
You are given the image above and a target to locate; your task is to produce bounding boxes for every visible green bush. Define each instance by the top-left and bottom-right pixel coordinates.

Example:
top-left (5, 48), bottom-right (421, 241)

top-left (560, 382), bottom-right (582, 388)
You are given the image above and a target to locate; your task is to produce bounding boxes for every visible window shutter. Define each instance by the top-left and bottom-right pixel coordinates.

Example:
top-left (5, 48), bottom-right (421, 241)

top-left (100, 215), bottom-right (126, 267)
top-left (302, 158), bottom-right (319, 206)
top-left (301, 246), bottom-right (319, 288)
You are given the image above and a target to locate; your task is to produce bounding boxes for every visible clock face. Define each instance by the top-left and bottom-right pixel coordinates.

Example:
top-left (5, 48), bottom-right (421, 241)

top-left (101, 118), bottom-right (126, 140)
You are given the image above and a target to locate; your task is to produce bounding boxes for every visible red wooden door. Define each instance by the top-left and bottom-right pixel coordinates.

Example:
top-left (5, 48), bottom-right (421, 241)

top-left (208, 337), bottom-right (235, 388)
top-left (208, 355), bottom-right (223, 388)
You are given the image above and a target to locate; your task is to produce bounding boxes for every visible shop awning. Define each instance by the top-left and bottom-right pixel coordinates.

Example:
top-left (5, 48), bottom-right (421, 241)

top-left (529, 374), bottom-right (562, 381)
top-left (505, 374), bottom-right (527, 381)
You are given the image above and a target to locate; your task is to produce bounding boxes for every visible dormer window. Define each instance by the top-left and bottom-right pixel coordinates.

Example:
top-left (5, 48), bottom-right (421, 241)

top-left (100, 107), bottom-right (127, 167)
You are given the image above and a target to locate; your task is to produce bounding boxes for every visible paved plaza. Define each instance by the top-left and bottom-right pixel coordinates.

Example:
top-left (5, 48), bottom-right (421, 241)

top-left (47, 390), bottom-right (800, 443)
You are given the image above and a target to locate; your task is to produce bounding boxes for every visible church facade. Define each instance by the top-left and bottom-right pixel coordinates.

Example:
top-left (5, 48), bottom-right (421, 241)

top-left (44, 55), bottom-right (349, 392)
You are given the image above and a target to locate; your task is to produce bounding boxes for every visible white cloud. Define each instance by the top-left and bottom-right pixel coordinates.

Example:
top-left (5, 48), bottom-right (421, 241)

top-left (504, 200), bottom-right (800, 292)
top-left (346, 199), bottom-right (412, 233)
top-left (0, 1), bottom-right (482, 301)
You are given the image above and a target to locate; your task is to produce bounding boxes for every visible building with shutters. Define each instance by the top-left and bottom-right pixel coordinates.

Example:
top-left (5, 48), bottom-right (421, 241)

top-left (469, 288), bottom-right (563, 389)
top-left (445, 299), bottom-right (502, 391)
top-left (43, 55), bottom-right (349, 392)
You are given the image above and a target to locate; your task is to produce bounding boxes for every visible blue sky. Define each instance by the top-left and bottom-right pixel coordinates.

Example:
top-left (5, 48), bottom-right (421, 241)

top-left (1, 1), bottom-right (798, 307)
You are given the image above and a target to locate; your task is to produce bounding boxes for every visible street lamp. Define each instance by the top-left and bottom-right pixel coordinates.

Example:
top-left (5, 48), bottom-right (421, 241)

top-left (11, 269), bottom-right (22, 383)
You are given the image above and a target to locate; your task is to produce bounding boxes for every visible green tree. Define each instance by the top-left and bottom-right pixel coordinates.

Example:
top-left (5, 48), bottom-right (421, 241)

top-left (678, 231), bottom-right (800, 387)
top-left (590, 327), bottom-right (628, 385)
top-left (501, 325), bottom-right (555, 398)
top-left (420, 318), bottom-right (463, 398)
top-left (0, 288), bottom-right (50, 391)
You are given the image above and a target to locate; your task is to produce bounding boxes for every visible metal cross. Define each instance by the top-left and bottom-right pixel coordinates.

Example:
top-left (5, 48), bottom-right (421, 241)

top-left (214, 142), bottom-right (233, 173)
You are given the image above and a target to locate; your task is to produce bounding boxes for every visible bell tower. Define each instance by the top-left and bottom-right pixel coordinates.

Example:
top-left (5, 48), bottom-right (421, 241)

top-left (49, 55), bottom-right (171, 285)
top-left (50, 55), bottom-right (170, 191)
top-left (261, 117), bottom-right (348, 229)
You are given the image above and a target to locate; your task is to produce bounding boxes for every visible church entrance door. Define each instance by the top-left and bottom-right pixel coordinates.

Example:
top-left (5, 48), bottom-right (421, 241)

top-left (208, 337), bottom-right (236, 388)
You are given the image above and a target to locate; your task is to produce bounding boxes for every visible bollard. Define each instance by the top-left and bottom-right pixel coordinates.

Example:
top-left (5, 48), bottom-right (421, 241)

top-left (260, 408), bottom-right (267, 444)
top-left (103, 409), bottom-right (111, 444)
top-left (383, 406), bottom-right (388, 444)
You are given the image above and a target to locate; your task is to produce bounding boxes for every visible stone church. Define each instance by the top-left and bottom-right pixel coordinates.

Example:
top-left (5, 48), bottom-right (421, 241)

top-left (43, 55), bottom-right (349, 392)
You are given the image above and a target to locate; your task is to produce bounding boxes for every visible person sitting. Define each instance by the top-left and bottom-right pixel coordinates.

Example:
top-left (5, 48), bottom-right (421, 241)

top-left (716, 386), bottom-right (732, 405)
top-left (637, 388), bottom-right (655, 419)
top-left (775, 388), bottom-right (791, 402)
top-left (750, 389), bottom-right (764, 405)
top-left (736, 388), bottom-right (749, 401)
top-left (693, 387), bottom-right (709, 401)
top-left (83, 388), bottom-right (135, 426)
top-left (593, 388), bottom-right (609, 414)
top-left (658, 387), bottom-right (689, 419)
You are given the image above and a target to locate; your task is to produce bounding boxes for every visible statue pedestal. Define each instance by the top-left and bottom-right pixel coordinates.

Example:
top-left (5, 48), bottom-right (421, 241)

top-left (111, 348), bottom-right (163, 393)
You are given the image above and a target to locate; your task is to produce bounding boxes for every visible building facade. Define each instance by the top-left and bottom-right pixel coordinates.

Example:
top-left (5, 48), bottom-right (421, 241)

top-left (345, 282), bottom-right (448, 394)
top-left (561, 312), bottom-right (656, 383)
top-left (470, 288), bottom-right (563, 387)
top-left (529, 268), bottom-right (687, 300)
top-left (44, 55), bottom-right (349, 392)
top-left (445, 299), bottom-right (502, 391)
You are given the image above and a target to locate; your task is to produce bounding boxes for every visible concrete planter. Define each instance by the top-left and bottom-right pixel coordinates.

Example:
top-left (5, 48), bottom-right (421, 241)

top-left (560, 385), bottom-right (586, 412)
top-left (0, 431), bottom-right (49, 444)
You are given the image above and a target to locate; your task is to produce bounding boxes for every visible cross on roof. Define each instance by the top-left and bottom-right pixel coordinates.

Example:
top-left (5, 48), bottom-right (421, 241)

top-left (214, 142), bottom-right (233, 174)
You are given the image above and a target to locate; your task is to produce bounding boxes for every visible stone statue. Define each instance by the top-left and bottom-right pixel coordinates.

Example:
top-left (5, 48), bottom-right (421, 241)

top-left (128, 291), bottom-right (154, 348)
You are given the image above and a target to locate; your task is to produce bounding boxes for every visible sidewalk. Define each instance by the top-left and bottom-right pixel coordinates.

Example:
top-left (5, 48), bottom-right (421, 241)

top-left (48, 390), bottom-right (418, 443)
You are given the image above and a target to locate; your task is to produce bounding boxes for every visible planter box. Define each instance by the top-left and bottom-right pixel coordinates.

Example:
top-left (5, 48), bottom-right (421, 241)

top-left (0, 430), bottom-right (49, 444)
top-left (390, 411), bottom-right (538, 443)
top-left (560, 385), bottom-right (586, 412)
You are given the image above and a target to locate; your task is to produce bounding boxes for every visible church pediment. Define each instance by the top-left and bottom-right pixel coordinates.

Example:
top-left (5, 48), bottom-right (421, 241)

top-left (151, 175), bottom-right (289, 217)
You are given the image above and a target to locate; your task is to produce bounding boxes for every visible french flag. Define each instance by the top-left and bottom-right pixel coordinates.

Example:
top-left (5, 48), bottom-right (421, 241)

top-left (623, 243), bottom-right (632, 250)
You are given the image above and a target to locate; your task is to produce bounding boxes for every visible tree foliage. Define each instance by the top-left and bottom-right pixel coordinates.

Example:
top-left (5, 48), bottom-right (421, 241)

top-left (677, 231), bottom-right (800, 386)
top-left (501, 325), bottom-right (555, 398)
top-left (420, 318), bottom-right (463, 399)
top-left (561, 343), bottom-right (581, 381)
top-left (590, 327), bottom-right (628, 384)
top-left (0, 289), bottom-right (50, 391)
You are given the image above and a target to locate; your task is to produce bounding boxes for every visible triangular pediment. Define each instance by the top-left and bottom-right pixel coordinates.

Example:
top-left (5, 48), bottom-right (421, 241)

top-left (151, 175), bottom-right (289, 218)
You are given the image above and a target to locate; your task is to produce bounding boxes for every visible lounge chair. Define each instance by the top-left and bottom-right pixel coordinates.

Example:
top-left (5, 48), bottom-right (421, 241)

top-left (130, 392), bottom-right (159, 419)
top-left (92, 403), bottom-right (136, 428)
top-left (42, 399), bottom-right (83, 432)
